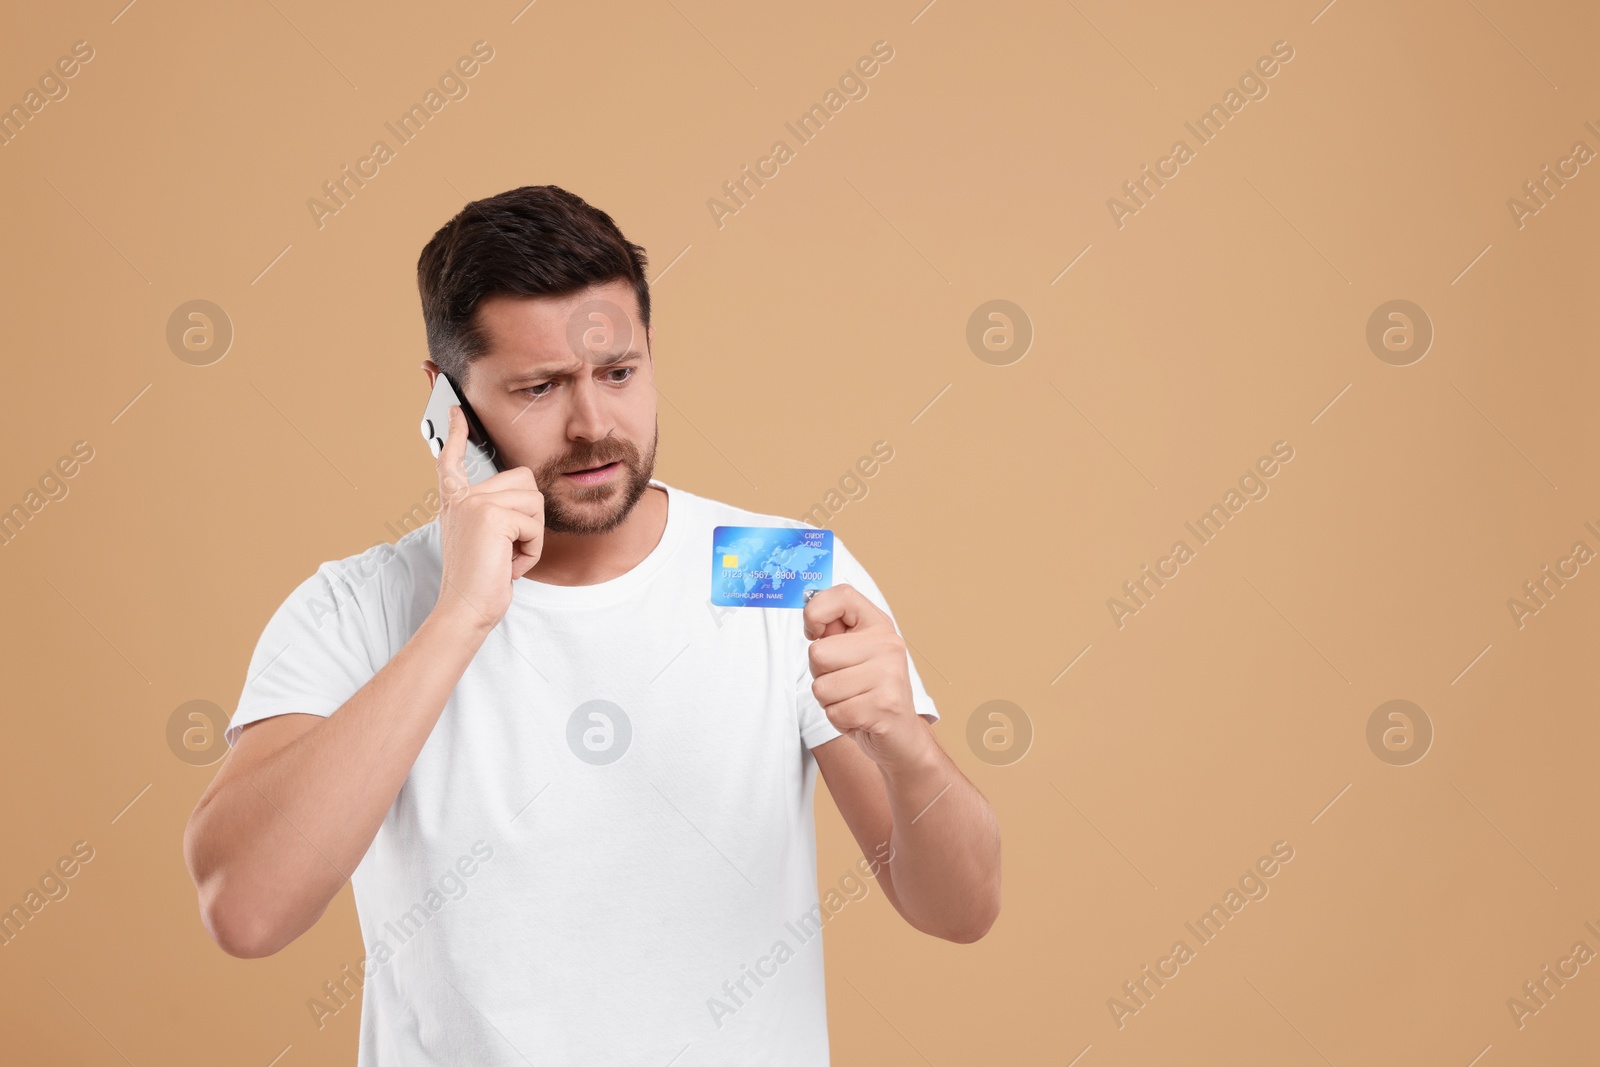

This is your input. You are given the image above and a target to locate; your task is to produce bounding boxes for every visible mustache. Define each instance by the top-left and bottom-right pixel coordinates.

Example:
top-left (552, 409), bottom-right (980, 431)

top-left (549, 440), bottom-right (636, 475)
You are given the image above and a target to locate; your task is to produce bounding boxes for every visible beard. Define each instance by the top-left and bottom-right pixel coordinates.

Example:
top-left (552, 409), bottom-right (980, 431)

top-left (536, 419), bottom-right (659, 535)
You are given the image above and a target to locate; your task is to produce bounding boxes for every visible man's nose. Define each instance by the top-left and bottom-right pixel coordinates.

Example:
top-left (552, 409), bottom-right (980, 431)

top-left (565, 376), bottom-right (612, 440)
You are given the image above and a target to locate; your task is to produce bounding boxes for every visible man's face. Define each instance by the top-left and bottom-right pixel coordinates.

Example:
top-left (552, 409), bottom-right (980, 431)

top-left (459, 280), bottom-right (658, 535)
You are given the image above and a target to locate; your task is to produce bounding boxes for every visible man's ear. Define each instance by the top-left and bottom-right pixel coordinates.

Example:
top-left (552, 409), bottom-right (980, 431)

top-left (421, 359), bottom-right (440, 387)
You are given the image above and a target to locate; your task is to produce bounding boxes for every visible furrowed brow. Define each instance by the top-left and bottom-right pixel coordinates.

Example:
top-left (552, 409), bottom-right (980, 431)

top-left (503, 349), bottom-right (639, 384)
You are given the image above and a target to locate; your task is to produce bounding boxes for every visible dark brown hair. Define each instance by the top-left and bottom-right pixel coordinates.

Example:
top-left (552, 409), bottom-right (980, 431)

top-left (416, 185), bottom-right (650, 385)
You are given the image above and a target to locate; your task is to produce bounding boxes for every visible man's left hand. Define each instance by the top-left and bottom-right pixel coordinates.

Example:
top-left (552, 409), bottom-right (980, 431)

top-left (803, 584), bottom-right (932, 770)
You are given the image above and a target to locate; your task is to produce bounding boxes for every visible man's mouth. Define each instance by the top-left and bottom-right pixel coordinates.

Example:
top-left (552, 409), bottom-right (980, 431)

top-left (562, 460), bottom-right (621, 484)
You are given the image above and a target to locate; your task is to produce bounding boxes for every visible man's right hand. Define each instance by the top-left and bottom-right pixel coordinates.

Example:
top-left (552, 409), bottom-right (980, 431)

top-left (433, 403), bottom-right (545, 632)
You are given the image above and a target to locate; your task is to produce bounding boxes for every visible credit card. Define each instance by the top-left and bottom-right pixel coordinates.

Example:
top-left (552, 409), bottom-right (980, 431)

top-left (711, 526), bottom-right (833, 608)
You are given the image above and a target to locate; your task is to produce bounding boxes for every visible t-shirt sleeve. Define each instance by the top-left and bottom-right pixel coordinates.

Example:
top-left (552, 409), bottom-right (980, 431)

top-left (795, 535), bottom-right (941, 750)
top-left (226, 556), bottom-right (389, 748)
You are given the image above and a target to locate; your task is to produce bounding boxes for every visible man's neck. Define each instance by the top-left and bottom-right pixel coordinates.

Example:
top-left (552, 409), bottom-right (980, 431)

top-left (520, 484), bottom-right (668, 587)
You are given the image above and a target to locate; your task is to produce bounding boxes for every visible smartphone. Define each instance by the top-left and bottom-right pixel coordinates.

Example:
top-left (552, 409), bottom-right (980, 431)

top-left (421, 371), bottom-right (503, 486)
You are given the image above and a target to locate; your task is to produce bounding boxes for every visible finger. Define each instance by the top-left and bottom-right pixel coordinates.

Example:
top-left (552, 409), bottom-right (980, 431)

top-left (809, 660), bottom-right (879, 710)
top-left (504, 506), bottom-right (544, 555)
top-left (476, 491), bottom-right (545, 559)
top-left (467, 489), bottom-right (550, 543)
top-left (436, 404), bottom-right (472, 501)
top-left (815, 685), bottom-right (886, 735)
top-left (469, 487), bottom-right (545, 516)
top-left (811, 616), bottom-right (848, 640)
top-left (802, 583), bottom-right (887, 639)
top-left (807, 629), bottom-right (894, 676)
top-left (479, 492), bottom-right (546, 543)
top-left (472, 464), bottom-right (540, 493)
top-left (511, 547), bottom-right (541, 579)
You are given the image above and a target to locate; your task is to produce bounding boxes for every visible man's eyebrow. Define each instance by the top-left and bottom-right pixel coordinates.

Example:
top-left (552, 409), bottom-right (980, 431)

top-left (502, 349), bottom-right (641, 384)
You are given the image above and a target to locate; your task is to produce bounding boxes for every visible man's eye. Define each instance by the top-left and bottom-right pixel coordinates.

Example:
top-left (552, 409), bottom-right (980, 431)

top-left (522, 368), bottom-right (629, 398)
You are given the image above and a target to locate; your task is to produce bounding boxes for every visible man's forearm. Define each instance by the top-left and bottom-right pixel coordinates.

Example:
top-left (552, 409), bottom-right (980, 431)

top-left (879, 729), bottom-right (1001, 942)
top-left (186, 607), bottom-right (491, 955)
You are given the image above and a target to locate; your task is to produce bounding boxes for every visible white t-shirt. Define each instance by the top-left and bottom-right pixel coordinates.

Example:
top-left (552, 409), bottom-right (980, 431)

top-left (228, 478), bottom-right (940, 1066)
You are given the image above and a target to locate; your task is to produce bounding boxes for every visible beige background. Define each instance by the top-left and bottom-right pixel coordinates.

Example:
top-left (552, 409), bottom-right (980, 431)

top-left (1, 0), bottom-right (1595, 1063)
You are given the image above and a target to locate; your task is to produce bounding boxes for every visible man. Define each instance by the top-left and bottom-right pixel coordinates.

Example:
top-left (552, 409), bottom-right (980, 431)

top-left (183, 185), bottom-right (1000, 1065)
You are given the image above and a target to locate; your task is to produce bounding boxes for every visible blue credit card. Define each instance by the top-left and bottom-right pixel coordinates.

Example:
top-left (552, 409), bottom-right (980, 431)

top-left (711, 526), bottom-right (833, 608)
